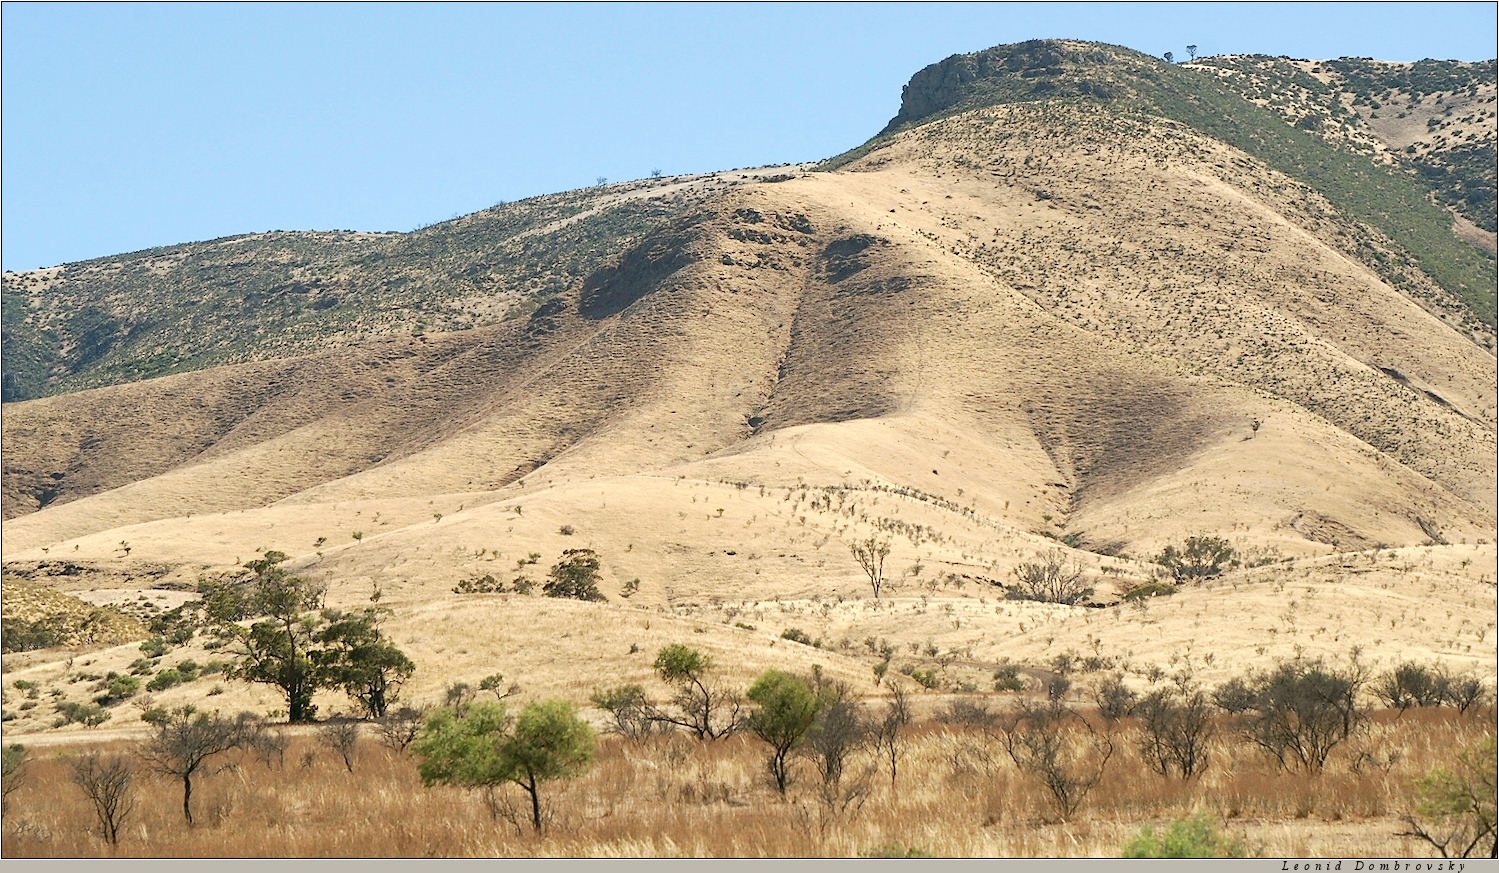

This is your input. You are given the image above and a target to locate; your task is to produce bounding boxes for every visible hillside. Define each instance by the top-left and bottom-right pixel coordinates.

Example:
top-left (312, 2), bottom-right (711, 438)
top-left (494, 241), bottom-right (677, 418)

top-left (1, 40), bottom-right (1494, 748)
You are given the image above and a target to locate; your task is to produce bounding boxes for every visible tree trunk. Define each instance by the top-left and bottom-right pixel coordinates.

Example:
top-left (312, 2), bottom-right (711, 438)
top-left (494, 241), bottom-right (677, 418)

top-left (183, 773), bottom-right (194, 825)
top-left (525, 775), bottom-right (542, 832)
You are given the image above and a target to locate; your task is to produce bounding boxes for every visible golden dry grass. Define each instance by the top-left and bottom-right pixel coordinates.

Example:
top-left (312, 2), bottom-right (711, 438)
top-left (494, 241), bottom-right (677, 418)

top-left (2, 707), bottom-right (1490, 858)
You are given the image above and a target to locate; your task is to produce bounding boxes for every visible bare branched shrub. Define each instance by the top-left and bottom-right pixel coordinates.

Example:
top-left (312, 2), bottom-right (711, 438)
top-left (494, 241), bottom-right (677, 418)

top-left (1135, 689), bottom-right (1215, 779)
top-left (375, 705), bottom-right (430, 752)
top-left (72, 753), bottom-right (136, 845)
top-left (1375, 662), bottom-right (1449, 713)
top-left (138, 706), bottom-right (246, 824)
top-left (1221, 657), bottom-right (1363, 772)
top-left (1006, 549), bottom-right (1092, 605)
top-left (850, 537), bottom-right (891, 598)
top-left (1095, 676), bottom-right (1138, 727)
top-left (590, 685), bottom-right (666, 741)
top-left (872, 685), bottom-right (911, 792)
top-left (319, 721), bottom-right (361, 772)
top-left (1000, 700), bottom-right (1113, 819)
top-left (237, 713), bottom-right (287, 768)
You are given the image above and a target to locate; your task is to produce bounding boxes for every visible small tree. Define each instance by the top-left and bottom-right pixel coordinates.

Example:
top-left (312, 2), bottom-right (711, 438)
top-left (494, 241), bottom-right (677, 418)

top-left (138, 706), bottom-right (245, 824)
top-left (72, 753), bottom-right (136, 846)
top-left (1164, 51), bottom-right (1175, 64)
top-left (415, 700), bottom-right (595, 832)
top-left (746, 670), bottom-right (819, 794)
top-left (315, 608), bottom-right (415, 718)
top-left (1007, 549), bottom-right (1092, 605)
top-left (544, 549), bottom-right (606, 602)
top-left (1156, 536), bottom-right (1235, 584)
top-left (806, 680), bottom-right (871, 811)
top-left (652, 644), bottom-right (742, 739)
top-left (850, 537), bottom-right (891, 598)
top-left (216, 552), bottom-right (330, 722)
top-left (1374, 662), bottom-right (1449, 713)
top-left (1186, 45), bottom-right (1199, 61)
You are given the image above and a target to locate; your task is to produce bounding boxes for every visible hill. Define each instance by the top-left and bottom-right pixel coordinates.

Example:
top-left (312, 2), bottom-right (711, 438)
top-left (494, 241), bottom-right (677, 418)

top-left (1, 40), bottom-right (1494, 750)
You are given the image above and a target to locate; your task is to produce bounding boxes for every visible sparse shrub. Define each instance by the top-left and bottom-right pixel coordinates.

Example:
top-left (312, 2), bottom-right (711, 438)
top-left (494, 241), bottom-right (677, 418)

top-left (1221, 657), bottom-right (1362, 771)
top-left (1005, 549), bottom-right (1092, 605)
top-left (319, 721), bottom-right (361, 772)
top-left (780, 627), bottom-right (813, 645)
top-left (1442, 676), bottom-right (1488, 714)
top-left (1000, 699), bottom-right (1113, 820)
top-left (543, 549), bottom-right (606, 601)
top-left (590, 684), bottom-right (662, 741)
top-left (1095, 676), bottom-right (1138, 724)
top-left (71, 753), bottom-right (136, 845)
top-left (652, 644), bottom-right (742, 739)
top-left (1123, 813), bottom-right (1249, 858)
top-left (1135, 688), bottom-right (1215, 778)
top-left (374, 705), bottom-right (430, 752)
top-left (910, 669), bottom-right (941, 690)
top-left (1155, 536), bottom-right (1235, 583)
top-left (140, 638), bottom-right (171, 659)
top-left (1375, 662), bottom-right (1449, 712)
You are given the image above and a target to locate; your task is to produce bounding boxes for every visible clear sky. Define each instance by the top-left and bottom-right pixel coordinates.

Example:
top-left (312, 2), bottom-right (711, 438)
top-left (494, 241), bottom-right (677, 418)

top-left (3, 1), bottom-right (1495, 271)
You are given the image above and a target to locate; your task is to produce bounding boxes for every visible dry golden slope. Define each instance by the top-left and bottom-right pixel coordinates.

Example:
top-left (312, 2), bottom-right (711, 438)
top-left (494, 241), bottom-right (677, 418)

top-left (2, 103), bottom-right (1493, 729)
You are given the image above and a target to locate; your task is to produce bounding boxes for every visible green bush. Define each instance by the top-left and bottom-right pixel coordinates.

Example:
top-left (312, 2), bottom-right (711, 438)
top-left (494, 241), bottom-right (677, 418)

top-left (780, 628), bottom-right (813, 645)
top-left (1123, 814), bottom-right (1249, 858)
top-left (146, 668), bottom-right (188, 692)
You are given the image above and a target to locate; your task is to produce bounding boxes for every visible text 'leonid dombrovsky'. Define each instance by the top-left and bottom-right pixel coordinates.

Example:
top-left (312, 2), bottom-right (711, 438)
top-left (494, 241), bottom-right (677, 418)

top-left (1283, 862), bottom-right (1472, 872)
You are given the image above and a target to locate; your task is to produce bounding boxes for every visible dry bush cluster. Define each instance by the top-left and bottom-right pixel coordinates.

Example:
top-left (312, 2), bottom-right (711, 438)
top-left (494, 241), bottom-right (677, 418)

top-left (2, 696), bottom-right (1491, 858)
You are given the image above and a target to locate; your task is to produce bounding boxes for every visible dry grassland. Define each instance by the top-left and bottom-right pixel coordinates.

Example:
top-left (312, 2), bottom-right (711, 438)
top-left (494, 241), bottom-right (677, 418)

top-left (2, 707), bottom-right (1489, 858)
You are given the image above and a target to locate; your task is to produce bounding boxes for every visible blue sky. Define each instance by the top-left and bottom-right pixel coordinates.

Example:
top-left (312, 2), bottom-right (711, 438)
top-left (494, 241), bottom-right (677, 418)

top-left (3, 2), bottom-right (1495, 271)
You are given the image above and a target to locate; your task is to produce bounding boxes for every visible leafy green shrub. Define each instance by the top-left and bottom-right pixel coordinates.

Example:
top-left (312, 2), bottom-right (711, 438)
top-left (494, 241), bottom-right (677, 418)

top-left (1123, 814), bottom-right (1249, 858)
top-left (0, 617), bottom-right (68, 652)
top-left (452, 574), bottom-right (505, 594)
top-left (55, 701), bottom-right (110, 728)
top-left (1398, 734), bottom-right (1497, 858)
top-left (96, 674), bottom-right (141, 705)
top-left (993, 664), bottom-right (1026, 692)
top-left (780, 628), bottom-right (813, 645)
top-left (139, 638), bottom-right (170, 659)
top-left (542, 549), bottom-right (606, 601)
top-left (1155, 536), bottom-right (1235, 584)
top-left (146, 668), bottom-right (188, 692)
top-left (910, 669), bottom-right (941, 690)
